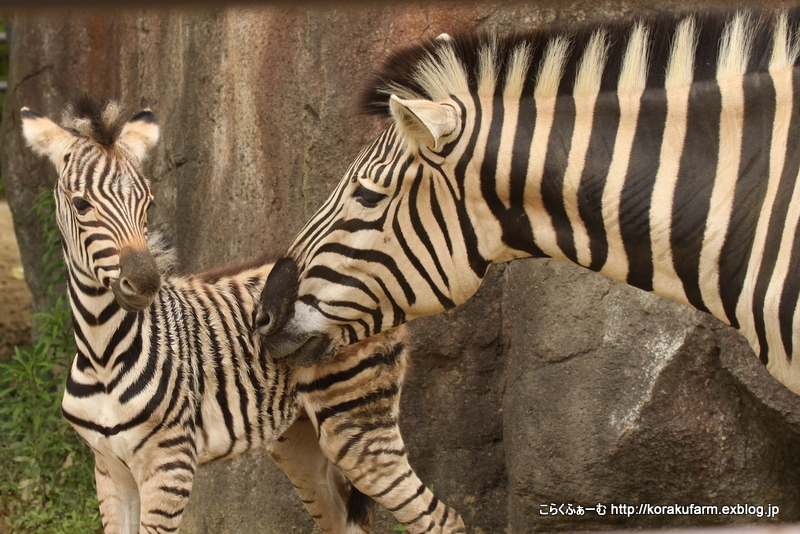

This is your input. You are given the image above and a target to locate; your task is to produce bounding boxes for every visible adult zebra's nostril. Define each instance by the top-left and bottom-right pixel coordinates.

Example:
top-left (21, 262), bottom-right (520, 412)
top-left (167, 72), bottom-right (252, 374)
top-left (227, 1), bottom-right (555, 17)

top-left (255, 310), bottom-right (271, 329)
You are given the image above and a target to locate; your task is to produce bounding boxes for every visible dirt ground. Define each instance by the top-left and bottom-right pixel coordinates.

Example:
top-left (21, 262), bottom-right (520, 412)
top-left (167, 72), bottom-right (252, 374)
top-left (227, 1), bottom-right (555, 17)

top-left (0, 200), bottom-right (32, 359)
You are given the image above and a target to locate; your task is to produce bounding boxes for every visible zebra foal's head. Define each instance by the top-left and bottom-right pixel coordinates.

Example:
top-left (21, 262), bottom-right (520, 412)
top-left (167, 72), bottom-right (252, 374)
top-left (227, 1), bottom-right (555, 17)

top-left (21, 97), bottom-right (161, 311)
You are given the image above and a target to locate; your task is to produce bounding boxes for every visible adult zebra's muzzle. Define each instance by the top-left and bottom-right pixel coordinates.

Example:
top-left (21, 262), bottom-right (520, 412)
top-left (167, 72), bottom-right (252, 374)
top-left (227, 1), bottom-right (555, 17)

top-left (256, 257), bottom-right (337, 365)
top-left (256, 257), bottom-right (299, 337)
top-left (112, 247), bottom-right (161, 312)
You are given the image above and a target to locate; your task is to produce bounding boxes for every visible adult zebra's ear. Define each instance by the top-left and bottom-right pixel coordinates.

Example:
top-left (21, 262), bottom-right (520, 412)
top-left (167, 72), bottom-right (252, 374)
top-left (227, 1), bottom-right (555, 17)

top-left (20, 107), bottom-right (75, 167)
top-left (389, 95), bottom-right (459, 152)
top-left (118, 110), bottom-right (159, 163)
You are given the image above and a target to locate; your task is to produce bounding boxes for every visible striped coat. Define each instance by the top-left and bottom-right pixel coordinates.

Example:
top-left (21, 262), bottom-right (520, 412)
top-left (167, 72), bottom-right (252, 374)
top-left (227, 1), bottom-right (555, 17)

top-left (257, 9), bottom-right (800, 395)
top-left (22, 98), bottom-right (463, 534)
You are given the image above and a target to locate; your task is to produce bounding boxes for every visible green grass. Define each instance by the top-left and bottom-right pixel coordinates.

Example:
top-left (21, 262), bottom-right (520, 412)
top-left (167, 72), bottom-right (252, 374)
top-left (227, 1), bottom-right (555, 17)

top-left (0, 190), bottom-right (101, 533)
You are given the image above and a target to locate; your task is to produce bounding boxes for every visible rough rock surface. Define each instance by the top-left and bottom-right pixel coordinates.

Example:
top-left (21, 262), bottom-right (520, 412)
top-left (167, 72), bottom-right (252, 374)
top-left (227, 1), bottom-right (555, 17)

top-left (2, 2), bottom-right (800, 533)
top-left (502, 259), bottom-right (800, 531)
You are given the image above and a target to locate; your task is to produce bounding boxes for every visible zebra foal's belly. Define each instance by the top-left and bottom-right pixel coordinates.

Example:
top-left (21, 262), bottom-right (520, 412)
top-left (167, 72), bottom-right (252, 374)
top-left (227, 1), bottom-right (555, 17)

top-left (62, 390), bottom-right (167, 463)
top-left (194, 398), bottom-right (301, 464)
top-left (61, 340), bottom-right (302, 472)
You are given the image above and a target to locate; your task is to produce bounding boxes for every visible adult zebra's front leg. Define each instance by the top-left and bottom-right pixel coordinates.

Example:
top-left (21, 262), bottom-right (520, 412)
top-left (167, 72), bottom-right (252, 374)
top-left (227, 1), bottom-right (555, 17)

top-left (296, 327), bottom-right (467, 534)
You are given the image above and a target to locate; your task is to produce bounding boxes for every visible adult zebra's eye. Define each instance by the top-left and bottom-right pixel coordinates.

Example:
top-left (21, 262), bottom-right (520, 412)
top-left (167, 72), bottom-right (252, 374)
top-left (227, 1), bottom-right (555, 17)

top-left (353, 185), bottom-right (387, 207)
top-left (72, 197), bottom-right (92, 215)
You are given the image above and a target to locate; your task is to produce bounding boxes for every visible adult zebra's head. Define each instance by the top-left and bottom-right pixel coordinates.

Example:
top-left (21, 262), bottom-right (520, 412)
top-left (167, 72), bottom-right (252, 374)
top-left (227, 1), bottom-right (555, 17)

top-left (257, 11), bottom-right (769, 362)
top-left (257, 34), bottom-right (512, 363)
top-left (22, 97), bottom-right (161, 312)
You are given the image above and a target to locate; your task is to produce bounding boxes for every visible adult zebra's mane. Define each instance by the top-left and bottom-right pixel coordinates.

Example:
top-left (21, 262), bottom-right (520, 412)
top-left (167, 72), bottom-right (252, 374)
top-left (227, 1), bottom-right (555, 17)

top-left (361, 8), bottom-right (800, 115)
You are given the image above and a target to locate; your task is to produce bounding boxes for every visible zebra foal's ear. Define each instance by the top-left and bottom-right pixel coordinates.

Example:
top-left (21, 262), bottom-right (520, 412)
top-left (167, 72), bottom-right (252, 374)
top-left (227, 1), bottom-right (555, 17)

top-left (389, 95), bottom-right (459, 151)
top-left (20, 107), bottom-right (75, 166)
top-left (118, 110), bottom-right (159, 163)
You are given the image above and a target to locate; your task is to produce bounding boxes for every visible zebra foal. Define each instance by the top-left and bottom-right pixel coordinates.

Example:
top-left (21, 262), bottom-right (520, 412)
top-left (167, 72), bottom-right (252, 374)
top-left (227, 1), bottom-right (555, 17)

top-left (21, 98), bottom-right (463, 533)
top-left (257, 12), bottom-right (800, 398)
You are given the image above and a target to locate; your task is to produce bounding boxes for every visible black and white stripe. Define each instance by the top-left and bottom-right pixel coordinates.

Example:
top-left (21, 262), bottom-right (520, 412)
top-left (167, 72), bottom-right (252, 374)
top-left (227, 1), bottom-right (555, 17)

top-left (258, 9), bottom-right (800, 396)
top-left (22, 98), bottom-right (462, 534)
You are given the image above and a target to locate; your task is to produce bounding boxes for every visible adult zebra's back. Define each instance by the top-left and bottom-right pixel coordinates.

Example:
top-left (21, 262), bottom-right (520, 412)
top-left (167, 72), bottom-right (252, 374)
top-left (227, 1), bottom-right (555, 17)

top-left (21, 98), bottom-right (464, 534)
top-left (257, 8), bottom-right (800, 395)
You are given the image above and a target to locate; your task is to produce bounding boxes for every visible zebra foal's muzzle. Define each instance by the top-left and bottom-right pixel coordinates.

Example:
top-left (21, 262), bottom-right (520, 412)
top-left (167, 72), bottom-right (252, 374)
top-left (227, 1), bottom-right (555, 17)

top-left (256, 257), bottom-right (336, 366)
top-left (112, 247), bottom-right (161, 312)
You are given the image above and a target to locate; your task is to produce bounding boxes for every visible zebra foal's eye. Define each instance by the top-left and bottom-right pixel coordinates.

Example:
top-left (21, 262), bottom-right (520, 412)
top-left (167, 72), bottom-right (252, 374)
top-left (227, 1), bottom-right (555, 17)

top-left (72, 197), bottom-right (93, 215)
top-left (353, 185), bottom-right (387, 207)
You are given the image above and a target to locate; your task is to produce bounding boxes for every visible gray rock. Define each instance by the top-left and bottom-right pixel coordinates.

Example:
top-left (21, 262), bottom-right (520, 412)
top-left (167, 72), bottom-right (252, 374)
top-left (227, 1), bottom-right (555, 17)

top-left (502, 259), bottom-right (800, 532)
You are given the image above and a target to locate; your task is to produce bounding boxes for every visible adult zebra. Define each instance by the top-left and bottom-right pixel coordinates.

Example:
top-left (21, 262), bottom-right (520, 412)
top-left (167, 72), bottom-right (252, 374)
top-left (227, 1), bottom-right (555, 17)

top-left (257, 8), bottom-right (800, 396)
top-left (21, 98), bottom-right (464, 534)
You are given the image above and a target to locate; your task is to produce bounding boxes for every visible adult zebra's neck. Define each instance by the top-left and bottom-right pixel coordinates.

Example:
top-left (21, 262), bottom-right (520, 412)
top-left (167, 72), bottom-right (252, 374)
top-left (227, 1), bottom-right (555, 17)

top-left (467, 63), bottom-right (797, 336)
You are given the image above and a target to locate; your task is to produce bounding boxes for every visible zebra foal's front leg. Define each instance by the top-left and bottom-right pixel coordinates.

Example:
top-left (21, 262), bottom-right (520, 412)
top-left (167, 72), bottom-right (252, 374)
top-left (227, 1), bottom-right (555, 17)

top-left (297, 327), bottom-right (467, 534)
top-left (94, 453), bottom-right (141, 534)
top-left (270, 410), bottom-right (370, 534)
top-left (126, 430), bottom-right (198, 533)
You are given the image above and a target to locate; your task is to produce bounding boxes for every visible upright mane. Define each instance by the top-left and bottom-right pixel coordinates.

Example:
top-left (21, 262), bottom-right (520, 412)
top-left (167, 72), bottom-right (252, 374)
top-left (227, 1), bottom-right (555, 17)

top-left (60, 95), bottom-right (126, 146)
top-left (360, 8), bottom-right (800, 115)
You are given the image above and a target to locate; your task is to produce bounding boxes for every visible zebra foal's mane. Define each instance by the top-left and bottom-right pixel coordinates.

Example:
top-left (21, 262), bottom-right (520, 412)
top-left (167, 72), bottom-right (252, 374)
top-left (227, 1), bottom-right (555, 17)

top-left (60, 95), bottom-right (126, 146)
top-left (147, 232), bottom-right (178, 276)
top-left (361, 8), bottom-right (800, 115)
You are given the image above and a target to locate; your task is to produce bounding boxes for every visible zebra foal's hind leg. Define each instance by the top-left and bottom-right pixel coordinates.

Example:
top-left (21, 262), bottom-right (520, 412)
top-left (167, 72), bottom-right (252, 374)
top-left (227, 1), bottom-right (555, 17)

top-left (296, 327), bottom-right (467, 534)
top-left (270, 410), bottom-right (369, 534)
top-left (94, 454), bottom-right (141, 534)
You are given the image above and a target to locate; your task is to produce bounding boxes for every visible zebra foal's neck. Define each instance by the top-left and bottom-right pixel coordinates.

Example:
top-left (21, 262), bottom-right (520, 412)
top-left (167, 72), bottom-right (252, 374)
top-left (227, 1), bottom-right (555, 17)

top-left (63, 234), bottom-right (171, 401)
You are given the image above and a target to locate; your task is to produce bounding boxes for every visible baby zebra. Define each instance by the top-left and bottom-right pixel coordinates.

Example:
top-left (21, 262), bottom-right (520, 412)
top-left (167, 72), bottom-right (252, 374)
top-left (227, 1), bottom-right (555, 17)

top-left (21, 98), bottom-right (463, 534)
